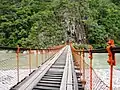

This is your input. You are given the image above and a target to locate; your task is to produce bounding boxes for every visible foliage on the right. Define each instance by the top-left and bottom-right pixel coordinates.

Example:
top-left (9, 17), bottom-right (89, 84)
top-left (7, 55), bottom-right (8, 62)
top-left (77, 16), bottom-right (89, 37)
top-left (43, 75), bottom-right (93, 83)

top-left (85, 0), bottom-right (120, 48)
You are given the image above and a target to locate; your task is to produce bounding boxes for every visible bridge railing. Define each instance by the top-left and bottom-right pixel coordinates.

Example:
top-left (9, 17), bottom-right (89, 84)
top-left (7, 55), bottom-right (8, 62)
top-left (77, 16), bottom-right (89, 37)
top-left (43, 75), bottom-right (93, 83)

top-left (70, 40), bottom-right (120, 90)
top-left (0, 45), bottom-right (65, 89)
top-left (71, 47), bottom-right (109, 90)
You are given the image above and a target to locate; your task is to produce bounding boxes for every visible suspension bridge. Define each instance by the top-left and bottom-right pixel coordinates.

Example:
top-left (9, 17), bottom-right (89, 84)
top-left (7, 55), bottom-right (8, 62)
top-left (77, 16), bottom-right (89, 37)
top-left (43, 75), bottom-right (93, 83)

top-left (0, 40), bottom-right (120, 90)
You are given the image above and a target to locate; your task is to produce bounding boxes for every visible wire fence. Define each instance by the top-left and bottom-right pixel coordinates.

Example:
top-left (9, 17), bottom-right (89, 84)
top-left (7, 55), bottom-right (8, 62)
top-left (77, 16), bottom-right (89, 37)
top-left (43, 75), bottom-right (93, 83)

top-left (71, 44), bottom-right (110, 90)
top-left (84, 62), bottom-right (109, 90)
top-left (0, 45), bottom-right (65, 89)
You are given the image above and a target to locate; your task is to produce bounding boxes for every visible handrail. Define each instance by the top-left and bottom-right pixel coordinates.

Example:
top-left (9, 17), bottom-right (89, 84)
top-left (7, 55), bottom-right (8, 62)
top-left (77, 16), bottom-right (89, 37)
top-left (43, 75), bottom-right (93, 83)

top-left (0, 44), bottom-right (66, 90)
top-left (71, 39), bottom-right (119, 90)
top-left (75, 47), bottom-right (120, 53)
top-left (0, 46), bottom-right (65, 51)
top-left (10, 47), bottom-right (66, 90)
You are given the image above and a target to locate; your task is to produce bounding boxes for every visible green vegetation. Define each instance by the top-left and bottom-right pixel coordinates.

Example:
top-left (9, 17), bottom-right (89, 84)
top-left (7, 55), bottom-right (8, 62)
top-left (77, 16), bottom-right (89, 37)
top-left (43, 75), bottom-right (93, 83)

top-left (86, 0), bottom-right (120, 48)
top-left (0, 0), bottom-right (120, 48)
top-left (73, 43), bottom-right (89, 50)
top-left (0, 0), bottom-right (65, 48)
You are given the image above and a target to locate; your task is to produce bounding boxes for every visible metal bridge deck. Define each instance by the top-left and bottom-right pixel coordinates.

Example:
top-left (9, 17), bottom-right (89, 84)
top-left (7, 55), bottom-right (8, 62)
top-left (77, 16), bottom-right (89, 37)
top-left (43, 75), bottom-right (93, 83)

top-left (10, 46), bottom-right (84, 90)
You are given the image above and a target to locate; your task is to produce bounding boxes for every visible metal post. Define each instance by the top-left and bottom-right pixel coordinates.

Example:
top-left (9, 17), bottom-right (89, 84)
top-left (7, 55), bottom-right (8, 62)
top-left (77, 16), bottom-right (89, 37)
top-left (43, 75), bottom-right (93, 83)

top-left (106, 39), bottom-right (116, 90)
top-left (79, 51), bottom-right (82, 81)
top-left (90, 57), bottom-right (92, 90)
top-left (29, 49), bottom-right (31, 73)
top-left (16, 45), bottom-right (20, 82)
top-left (110, 64), bottom-right (113, 90)
top-left (89, 46), bottom-right (93, 90)
top-left (82, 48), bottom-right (86, 86)
top-left (48, 49), bottom-right (49, 59)
top-left (44, 50), bottom-right (46, 60)
top-left (41, 50), bottom-right (43, 64)
top-left (36, 50), bottom-right (38, 67)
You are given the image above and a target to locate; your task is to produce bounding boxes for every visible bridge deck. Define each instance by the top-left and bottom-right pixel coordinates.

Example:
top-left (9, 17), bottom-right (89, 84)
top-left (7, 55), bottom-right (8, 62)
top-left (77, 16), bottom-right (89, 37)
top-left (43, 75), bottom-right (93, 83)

top-left (10, 46), bottom-right (84, 90)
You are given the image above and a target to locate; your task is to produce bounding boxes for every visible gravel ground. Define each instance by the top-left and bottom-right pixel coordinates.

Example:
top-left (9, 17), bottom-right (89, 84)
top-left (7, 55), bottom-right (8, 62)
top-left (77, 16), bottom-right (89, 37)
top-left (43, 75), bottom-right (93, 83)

top-left (0, 69), bottom-right (120, 90)
top-left (0, 69), bottom-right (35, 90)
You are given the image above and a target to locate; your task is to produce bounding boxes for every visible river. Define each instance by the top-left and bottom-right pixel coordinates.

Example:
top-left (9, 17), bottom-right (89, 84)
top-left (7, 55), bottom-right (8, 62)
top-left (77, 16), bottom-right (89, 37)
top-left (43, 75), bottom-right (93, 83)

top-left (0, 51), bottom-right (120, 89)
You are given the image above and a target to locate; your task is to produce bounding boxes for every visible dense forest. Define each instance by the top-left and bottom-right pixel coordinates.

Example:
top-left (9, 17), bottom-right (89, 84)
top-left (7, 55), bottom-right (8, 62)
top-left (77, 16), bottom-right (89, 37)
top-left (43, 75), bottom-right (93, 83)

top-left (0, 0), bottom-right (120, 48)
